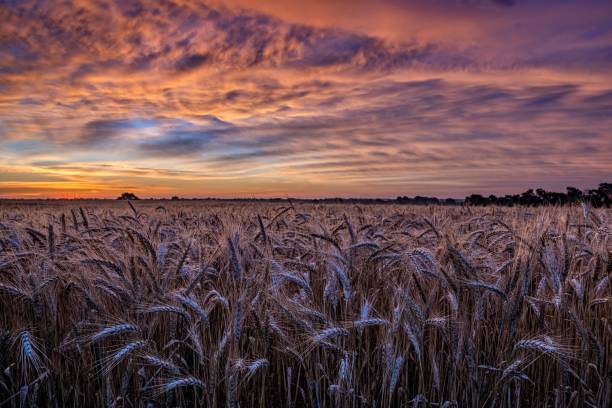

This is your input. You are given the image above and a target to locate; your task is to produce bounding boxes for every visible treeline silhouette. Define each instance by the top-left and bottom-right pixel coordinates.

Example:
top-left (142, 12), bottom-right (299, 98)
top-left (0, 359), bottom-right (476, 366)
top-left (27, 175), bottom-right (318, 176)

top-left (113, 182), bottom-right (611, 207)
top-left (463, 183), bottom-right (611, 207)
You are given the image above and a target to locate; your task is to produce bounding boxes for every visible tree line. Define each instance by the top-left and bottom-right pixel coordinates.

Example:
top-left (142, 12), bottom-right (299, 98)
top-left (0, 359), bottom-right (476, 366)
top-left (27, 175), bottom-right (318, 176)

top-left (117, 182), bottom-right (611, 207)
top-left (463, 183), bottom-right (611, 207)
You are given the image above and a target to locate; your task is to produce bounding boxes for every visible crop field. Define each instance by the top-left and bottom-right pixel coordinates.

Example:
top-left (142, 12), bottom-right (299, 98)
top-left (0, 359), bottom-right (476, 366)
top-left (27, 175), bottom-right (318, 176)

top-left (0, 200), bottom-right (610, 407)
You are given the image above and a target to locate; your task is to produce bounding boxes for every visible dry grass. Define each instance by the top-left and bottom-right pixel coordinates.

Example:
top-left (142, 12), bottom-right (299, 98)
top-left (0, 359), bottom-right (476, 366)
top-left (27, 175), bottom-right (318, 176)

top-left (0, 200), bottom-right (610, 407)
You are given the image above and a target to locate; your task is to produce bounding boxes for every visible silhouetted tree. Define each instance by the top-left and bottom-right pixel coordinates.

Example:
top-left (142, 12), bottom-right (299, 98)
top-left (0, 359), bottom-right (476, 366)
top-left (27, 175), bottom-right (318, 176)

top-left (463, 182), bottom-right (610, 207)
top-left (598, 182), bottom-right (612, 201)
top-left (465, 194), bottom-right (488, 206)
top-left (586, 183), bottom-right (612, 208)
top-left (117, 192), bottom-right (139, 200)
top-left (517, 189), bottom-right (538, 206)
top-left (566, 187), bottom-right (583, 204)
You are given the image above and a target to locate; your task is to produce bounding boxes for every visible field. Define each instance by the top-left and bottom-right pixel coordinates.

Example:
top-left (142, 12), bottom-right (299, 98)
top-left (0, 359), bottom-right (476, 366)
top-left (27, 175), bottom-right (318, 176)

top-left (0, 200), bottom-right (610, 407)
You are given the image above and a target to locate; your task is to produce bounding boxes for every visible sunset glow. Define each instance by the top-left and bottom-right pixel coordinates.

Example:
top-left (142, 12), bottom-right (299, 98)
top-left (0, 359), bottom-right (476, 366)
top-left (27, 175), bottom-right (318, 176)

top-left (1, 0), bottom-right (611, 198)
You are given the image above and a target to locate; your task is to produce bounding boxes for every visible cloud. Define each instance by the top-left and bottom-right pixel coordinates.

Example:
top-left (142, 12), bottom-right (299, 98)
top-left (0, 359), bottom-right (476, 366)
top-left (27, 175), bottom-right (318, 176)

top-left (521, 85), bottom-right (576, 107)
top-left (175, 53), bottom-right (211, 72)
top-left (0, 0), bottom-right (467, 80)
top-left (0, 171), bottom-right (70, 183)
top-left (139, 130), bottom-right (216, 157)
top-left (0, 0), bottom-right (611, 197)
top-left (79, 118), bottom-right (157, 145)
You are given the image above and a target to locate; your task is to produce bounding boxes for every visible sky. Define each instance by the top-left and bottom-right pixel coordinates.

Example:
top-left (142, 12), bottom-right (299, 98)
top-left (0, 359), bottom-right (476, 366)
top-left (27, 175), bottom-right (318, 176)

top-left (1, 0), bottom-right (611, 198)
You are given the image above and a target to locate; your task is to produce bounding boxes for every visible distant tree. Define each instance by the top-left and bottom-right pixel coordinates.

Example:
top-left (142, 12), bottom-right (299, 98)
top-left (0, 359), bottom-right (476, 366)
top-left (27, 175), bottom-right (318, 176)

top-left (460, 182), bottom-right (610, 207)
top-left (413, 196), bottom-right (438, 205)
top-left (397, 195), bottom-right (441, 205)
top-left (566, 186), bottom-right (583, 204)
top-left (518, 189), bottom-right (539, 206)
top-left (598, 183), bottom-right (612, 202)
top-left (586, 183), bottom-right (612, 208)
top-left (535, 188), bottom-right (548, 204)
top-left (117, 192), bottom-right (139, 200)
top-left (465, 194), bottom-right (488, 206)
top-left (171, 196), bottom-right (180, 200)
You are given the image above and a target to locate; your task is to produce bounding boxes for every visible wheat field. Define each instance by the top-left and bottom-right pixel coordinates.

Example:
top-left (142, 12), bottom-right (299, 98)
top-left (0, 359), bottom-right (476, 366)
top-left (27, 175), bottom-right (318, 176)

top-left (0, 200), bottom-right (610, 407)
